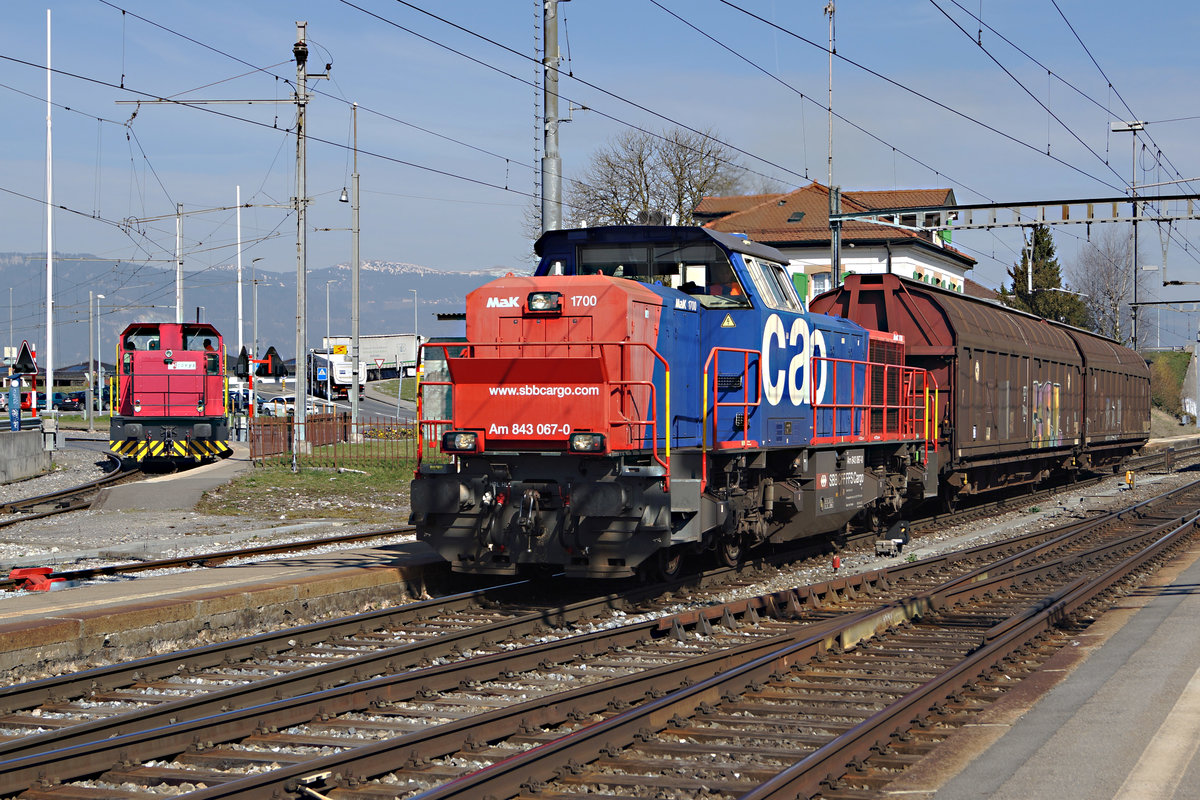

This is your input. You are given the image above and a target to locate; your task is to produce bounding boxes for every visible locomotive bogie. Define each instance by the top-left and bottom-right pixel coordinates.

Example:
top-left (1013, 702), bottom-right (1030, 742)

top-left (109, 416), bottom-right (231, 461)
top-left (413, 452), bottom-right (675, 578)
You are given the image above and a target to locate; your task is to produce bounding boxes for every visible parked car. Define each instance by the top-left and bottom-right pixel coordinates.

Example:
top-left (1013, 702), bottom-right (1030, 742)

top-left (65, 390), bottom-right (106, 412)
top-left (263, 394), bottom-right (323, 417)
top-left (263, 395), bottom-right (296, 416)
top-left (230, 387), bottom-right (265, 414)
top-left (52, 392), bottom-right (81, 412)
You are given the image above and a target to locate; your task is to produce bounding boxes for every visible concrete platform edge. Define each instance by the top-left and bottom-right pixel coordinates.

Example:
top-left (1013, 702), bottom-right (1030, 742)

top-left (0, 556), bottom-right (443, 680)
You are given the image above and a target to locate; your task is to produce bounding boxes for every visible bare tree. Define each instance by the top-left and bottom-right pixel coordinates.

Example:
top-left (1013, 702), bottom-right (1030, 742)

top-left (1069, 226), bottom-right (1138, 344)
top-left (565, 127), bottom-right (744, 227)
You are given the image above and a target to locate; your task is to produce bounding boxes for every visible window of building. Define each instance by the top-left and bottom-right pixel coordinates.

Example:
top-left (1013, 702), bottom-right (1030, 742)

top-left (811, 271), bottom-right (832, 296)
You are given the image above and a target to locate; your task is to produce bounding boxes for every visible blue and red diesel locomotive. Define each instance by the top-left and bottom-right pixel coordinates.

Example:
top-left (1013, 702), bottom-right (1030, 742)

top-left (412, 226), bottom-right (941, 578)
top-left (109, 321), bottom-right (232, 463)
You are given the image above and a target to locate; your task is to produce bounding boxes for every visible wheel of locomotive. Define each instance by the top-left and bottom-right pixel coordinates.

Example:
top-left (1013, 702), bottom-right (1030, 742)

top-left (832, 523), bottom-right (850, 551)
top-left (654, 546), bottom-right (684, 581)
top-left (716, 536), bottom-right (744, 568)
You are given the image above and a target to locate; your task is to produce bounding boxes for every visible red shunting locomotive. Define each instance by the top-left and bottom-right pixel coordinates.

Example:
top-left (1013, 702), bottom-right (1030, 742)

top-left (109, 322), bottom-right (231, 463)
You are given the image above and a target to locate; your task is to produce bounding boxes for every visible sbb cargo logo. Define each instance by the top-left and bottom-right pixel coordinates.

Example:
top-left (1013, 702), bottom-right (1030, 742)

top-left (486, 296), bottom-right (521, 308)
top-left (761, 313), bottom-right (829, 407)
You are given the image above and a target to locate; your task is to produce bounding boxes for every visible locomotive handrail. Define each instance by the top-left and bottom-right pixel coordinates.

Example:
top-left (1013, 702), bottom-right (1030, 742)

top-left (415, 340), bottom-right (671, 487)
top-left (810, 356), bottom-right (938, 462)
top-left (701, 346), bottom-right (762, 493)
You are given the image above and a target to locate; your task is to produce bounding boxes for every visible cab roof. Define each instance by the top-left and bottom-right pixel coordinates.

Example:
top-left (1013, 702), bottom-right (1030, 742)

top-left (534, 225), bottom-right (790, 265)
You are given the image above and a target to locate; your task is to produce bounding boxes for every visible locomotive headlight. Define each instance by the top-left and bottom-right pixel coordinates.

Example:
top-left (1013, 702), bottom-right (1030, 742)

top-left (442, 430), bottom-right (482, 453)
top-left (527, 291), bottom-right (562, 313)
top-left (569, 432), bottom-right (606, 453)
top-left (133, 399), bottom-right (141, 413)
top-left (197, 400), bottom-right (205, 414)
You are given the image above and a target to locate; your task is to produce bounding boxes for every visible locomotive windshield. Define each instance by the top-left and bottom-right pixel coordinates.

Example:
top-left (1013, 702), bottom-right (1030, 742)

top-left (182, 326), bottom-right (217, 351)
top-left (745, 257), bottom-right (804, 312)
top-left (122, 326), bottom-right (160, 351)
top-left (575, 241), bottom-right (751, 309)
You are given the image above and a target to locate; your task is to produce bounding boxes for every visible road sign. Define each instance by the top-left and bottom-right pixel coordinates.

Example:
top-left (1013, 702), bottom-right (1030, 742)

top-left (374, 358), bottom-right (385, 369)
top-left (316, 366), bottom-right (328, 382)
top-left (13, 341), bottom-right (36, 375)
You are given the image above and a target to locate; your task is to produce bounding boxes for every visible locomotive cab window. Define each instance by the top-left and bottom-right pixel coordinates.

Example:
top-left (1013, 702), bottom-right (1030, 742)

top-left (745, 257), bottom-right (802, 312)
top-left (574, 240), bottom-right (751, 308)
top-left (122, 327), bottom-right (160, 351)
top-left (183, 327), bottom-right (217, 352)
top-left (579, 244), bottom-right (647, 280)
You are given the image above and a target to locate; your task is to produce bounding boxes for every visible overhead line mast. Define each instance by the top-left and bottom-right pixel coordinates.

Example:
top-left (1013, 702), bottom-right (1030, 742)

top-left (541, 0), bottom-right (563, 233)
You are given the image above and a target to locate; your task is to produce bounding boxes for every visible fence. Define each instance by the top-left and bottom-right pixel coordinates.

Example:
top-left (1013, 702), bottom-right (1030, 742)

top-left (249, 413), bottom-right (437, 470)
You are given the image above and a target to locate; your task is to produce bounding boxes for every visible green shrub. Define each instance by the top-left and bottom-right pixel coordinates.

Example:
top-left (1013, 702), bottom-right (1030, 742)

top-left (1146, 351), bottom-right (1191, 417)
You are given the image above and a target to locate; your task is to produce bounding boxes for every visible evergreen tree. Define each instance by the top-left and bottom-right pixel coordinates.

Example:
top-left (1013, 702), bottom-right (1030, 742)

top-left (1002, 225), bottom-right (1090, 327)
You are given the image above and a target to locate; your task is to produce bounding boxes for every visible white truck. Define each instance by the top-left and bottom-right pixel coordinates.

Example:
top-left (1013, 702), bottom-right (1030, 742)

top-left (323, 334), bottom-right (421, 380)
top-left (307, 349), bottom-right (367, 399)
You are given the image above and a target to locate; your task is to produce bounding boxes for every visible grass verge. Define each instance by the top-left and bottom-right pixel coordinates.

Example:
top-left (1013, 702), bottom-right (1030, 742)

top-left (196, 461), bottom-right (412, 525)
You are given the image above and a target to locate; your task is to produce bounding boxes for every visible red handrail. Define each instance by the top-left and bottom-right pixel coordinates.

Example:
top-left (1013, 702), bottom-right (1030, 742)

top-left (700, 347), bottom-right (762, 492)
top-left (415, 340), bottom-right (671, 486)
top-left (810, 355), bottom-right (938, 461)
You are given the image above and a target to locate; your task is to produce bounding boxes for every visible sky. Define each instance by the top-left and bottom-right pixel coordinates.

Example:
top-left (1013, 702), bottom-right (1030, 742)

top-left (2, 0), bottom-right (1199, 346)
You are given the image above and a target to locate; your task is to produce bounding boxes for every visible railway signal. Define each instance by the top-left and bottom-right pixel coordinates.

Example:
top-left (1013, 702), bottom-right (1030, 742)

top-left (235, 346), bottom-right (288, 418)
top-left (12, 341), bottom-right (37, 375)
top-left (7, 341), bottom-right (39, 429)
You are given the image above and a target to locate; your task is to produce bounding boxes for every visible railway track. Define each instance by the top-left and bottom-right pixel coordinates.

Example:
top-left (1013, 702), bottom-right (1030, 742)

top-left (4, 437), bottom-right (1196, 598)
top-left (0, 524), bottom-right (420, 593)
top-left (0, 452), bottom-right (133, 524)
top-left (2, 478), bottom-right (1198, 798)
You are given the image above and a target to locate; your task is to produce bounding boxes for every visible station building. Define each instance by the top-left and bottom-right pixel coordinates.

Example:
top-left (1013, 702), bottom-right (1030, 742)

top-left (695, 182), bottom-right (989, 304)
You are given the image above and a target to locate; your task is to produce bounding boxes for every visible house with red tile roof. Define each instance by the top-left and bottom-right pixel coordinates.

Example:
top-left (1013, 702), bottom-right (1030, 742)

top-left (695, 182), bottom-right (977, 303)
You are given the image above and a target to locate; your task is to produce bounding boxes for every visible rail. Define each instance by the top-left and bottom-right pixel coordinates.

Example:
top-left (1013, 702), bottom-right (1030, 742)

top-left (4, 480), bottom-right (1198, 796)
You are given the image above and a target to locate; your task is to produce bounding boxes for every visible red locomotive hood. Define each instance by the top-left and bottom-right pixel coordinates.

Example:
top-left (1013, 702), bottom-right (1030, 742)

top-left (466, 274), bottom-right (663, 345)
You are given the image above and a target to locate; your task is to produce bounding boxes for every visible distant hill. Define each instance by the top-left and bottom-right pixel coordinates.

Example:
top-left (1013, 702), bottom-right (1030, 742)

top-left (0, 253), bottom-right (525, 363)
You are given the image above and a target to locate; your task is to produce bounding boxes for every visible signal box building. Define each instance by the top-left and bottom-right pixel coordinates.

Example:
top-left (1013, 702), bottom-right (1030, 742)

top-left (695, 182), bottom-right (978, 304)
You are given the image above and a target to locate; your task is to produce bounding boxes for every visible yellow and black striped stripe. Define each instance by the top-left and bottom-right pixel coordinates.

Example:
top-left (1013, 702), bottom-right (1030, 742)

top-left (109, 438), bottom-right (231, 462)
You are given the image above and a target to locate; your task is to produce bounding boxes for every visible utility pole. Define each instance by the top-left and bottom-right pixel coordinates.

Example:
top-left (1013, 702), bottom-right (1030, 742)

top-left (88, 290), bottom-right (95, 432)
top-left (250, 257), bottom-right (263, 359)
top-left (175, 203), bottom-right (184, 323)
top-left (325, 279), bottom-right (333, 401)
top-left (1113, 120), bottom-right (1144, 349)
top-left (236, 185), bottom-right (243, 356)
top-left (45, 9), bottom-right (55, 418)
top-left (825, 2), bottom-right (841, 287)
top-left (96, 293), bottom-right (104, 417)
top-left (825, 0), bottom-right (834, 191)
top-left (541, 0), bottom-right (562, 233)
top-left (292, 21), bottom-right (329, 465)
top-left (350, 103), bottom-right (361, 430)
